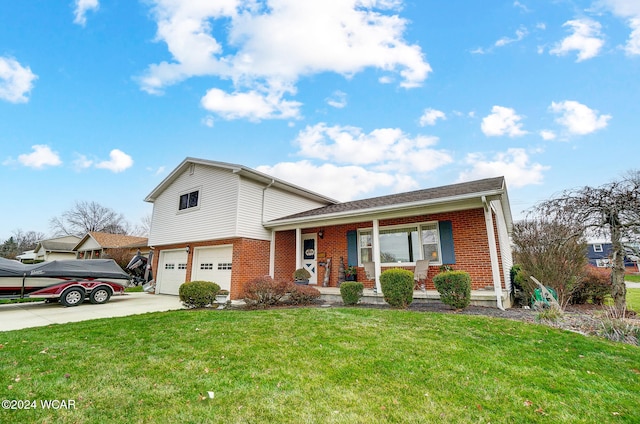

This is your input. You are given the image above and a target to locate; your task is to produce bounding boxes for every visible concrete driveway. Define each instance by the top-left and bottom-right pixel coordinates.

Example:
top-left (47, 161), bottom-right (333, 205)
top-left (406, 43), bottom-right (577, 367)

top-left (0, 292), bottom-right (184, 332)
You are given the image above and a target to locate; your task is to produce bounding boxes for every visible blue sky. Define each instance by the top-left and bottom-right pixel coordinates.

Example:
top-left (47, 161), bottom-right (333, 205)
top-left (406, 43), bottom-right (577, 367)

top-left (1, 0), bottom-right (639, 242)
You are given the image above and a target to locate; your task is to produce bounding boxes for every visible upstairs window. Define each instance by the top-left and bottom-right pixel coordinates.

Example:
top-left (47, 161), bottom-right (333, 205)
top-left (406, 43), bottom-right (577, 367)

top-left (179, 190), bottom-right (199, 211)
top-left (593, 244), bottom-right (603, 253)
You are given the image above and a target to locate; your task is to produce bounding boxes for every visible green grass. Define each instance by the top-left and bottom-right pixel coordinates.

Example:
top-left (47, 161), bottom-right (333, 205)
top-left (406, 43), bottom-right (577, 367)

top-left (627, 288), bottom-right (640, 312)
top-left (625, 274), bottom-right (640, 283)
top-left (124, 285), bottom-right (144, 292)
top-left (1, 308), bottom-right (638, 423)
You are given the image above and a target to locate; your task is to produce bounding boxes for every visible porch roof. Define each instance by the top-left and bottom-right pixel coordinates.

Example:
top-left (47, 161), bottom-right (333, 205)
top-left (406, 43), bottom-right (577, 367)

top-left (265, 176), bottom-right (512, 230)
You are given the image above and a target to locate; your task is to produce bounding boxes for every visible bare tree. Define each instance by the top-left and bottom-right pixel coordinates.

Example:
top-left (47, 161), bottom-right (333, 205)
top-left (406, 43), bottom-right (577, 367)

top-left (0, 229), bottom-right (46, 259)
top-left (50, 201), bottom-right (131, 237)
top-left (512, 217), bottom-right (588, 307)
top-left (535, 171), bottom-right (640, 311)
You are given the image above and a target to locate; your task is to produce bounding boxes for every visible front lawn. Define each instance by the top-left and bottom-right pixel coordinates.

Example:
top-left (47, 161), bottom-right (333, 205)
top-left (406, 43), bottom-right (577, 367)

top-left (625, 274), bottom-right (640, 283)
top-left (0, 308), bottom-right (638, 423)
top-left (627, 288), bottom-right (640, 311)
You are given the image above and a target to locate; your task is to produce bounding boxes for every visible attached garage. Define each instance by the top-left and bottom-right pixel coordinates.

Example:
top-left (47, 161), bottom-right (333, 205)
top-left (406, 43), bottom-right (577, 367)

top-left (157, 249), bottom-right (188, 295)
top-left (192, 245), bottom-right (233, 291)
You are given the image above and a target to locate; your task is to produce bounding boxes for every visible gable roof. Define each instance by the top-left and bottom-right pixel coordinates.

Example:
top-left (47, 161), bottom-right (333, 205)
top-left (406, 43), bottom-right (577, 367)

top-left (35, 235), bottom-right (81, 254)
top-left (74, 232), bottom-right (148, 250)
top-left (144, 157), bottom-right (338, 205)
top-left (266, 176), bottom-right (512, 229)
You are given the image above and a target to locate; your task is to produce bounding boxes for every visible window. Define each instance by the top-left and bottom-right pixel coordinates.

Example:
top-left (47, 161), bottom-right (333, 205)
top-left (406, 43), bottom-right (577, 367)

top-left (179, 190), bottom-right (199, 210)
top-left (164, 263), bottom-right (175, 270)
top-left (596, 258), bottom-right (610, 267)
top-left (200, 263), bottom-right (214, 270)
top-left (357, 222), bottom-right (442, 265)
top-left (178, 263), bottom-right (187, 270)
top-left (218, 262), bottom-right (232, 270)
top-left (593, 244), bottom-right (603, 253)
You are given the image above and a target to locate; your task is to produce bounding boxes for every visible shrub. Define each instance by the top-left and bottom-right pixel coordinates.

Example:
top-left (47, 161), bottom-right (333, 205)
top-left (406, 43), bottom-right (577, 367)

top-left (287, 284), bottom-right (321, 305)
top-left (536, 305), bottom-right (563, 322)
top-left (178, 280), bottom-right (221, 309)
top-left (570, 266), bottom-right (612, 305)
top-left (433, 271), bottom-right (471, 310)
top-left (380, 268), bottom-right (414, 308)
top-left (243, 276), bottom-right (289, 307)
top-left (510, 264), bottom-right (531, 307)
top-left (340, 282), bottom-right (364, 306)
top-left (293, 268), bottom-right (311, 281)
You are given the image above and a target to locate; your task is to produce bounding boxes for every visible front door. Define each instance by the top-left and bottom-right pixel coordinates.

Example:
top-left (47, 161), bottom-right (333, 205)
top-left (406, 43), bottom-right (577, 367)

top-left (301, 234), bottom-right (317, 285)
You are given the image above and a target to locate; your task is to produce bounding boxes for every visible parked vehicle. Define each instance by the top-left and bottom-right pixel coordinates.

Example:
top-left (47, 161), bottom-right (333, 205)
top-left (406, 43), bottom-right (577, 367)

top-left (0, 258), bottom-right (130, 307)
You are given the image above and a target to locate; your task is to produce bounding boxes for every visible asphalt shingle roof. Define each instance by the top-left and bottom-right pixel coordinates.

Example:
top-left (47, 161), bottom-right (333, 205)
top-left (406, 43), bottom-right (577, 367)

top-left (269, 176), bottom-right (505, 222)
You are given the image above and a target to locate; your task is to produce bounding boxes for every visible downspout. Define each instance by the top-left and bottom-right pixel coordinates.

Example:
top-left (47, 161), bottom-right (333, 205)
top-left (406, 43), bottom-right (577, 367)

top-left (262, 180), bottom-right (276, 278)
top-left (372, 219), bottom-right (382, 293)
top-left (483, 196), bottom-right (505, 310)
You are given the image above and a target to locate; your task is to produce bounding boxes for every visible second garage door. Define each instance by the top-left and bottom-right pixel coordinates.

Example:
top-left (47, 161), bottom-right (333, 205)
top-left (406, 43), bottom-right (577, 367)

top-left (192, 245), bottom-right (233, 291)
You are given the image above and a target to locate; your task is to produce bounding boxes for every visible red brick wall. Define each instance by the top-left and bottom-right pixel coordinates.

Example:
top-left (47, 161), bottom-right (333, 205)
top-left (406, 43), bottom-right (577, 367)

top-left (270, 208), bottom-right (506, 290)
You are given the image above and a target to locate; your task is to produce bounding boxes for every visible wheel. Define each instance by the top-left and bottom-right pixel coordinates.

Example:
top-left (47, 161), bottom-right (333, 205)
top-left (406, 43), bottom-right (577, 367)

top-left (60, 287), bottom-right (85, 307)
top-left (89, 287), bottom-right (112, 304)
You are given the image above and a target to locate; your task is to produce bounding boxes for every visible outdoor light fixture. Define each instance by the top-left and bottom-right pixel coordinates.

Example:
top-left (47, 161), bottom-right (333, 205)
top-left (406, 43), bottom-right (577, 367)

top-left (186, 245), bottom-right (190, 254)
top-left (318, 230), bottom-right (324, 239)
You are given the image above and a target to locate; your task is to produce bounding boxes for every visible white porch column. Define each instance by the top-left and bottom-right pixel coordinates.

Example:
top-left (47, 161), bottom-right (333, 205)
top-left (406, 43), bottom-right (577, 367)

top-left (372, 219), bottom-right (382, 293)
top-left (483, 196), bottom-right (504, 310)
top-left (269, 230), bottom-right (276, 278)
top-left (295, 227), bottom-right (302, 270)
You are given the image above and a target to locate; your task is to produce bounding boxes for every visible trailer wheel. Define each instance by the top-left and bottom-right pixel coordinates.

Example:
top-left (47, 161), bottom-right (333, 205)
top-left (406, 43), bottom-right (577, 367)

top-left (60, 287), bottom-right (85, 307)
top-left (89, 287), bottom-right (112, 304)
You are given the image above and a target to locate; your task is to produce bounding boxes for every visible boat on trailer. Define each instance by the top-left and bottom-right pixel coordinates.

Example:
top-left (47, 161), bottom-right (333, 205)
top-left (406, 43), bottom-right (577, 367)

top-left (0, 258), bottom-right (131, 307)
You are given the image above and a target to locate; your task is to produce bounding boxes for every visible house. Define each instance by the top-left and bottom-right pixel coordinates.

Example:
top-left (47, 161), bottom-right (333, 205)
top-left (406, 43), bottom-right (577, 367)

top-left (145, 158), bottom-right (514, 308)
top-left (34, 235), bottom-right (81, 262)
top-left (74, 232), bottom-right (150, 262)
top-left (586, 241), bottom-right (639, 273)
top-left (16, 250), bottom-right (37, 263)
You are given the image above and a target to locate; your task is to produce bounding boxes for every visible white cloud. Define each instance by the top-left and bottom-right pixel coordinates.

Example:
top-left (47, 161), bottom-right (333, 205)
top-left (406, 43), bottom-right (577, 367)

top-left (481, 106), bottom-right (527, 137)
top-left (326, 91), bottom-right (347, 109)
top-left (596, 1), bottom-right (640, 54)
top-left (419, 108), bottom-right (446, 126)
top-left (18, 145), bottom-right (62, 169)
top-left (549, 19), bottom-right (604, 62)
top-left (495, 26), bottom-right (528, 47)
top-left (0, 57), bottom-right (37, 103)
top-left (293, 123), bottom-right (453, 173)
top-left (95, 149), bottom-right (134, 173)
top-left (513, 1), bottom-right (531, 13)
top-left (140, 0), bottom-right (430, 120)
top-left (200, 88), bottom-right (301, 121)
top-left (73, 0), bottom-right (99, 26)
top-left (539, 130), bottom-right (557, 140)
top-left (256, 160), bottom-right (417, 201)
top-left (201, 115), bottom-right (215, 127)
top-left (458, 148), bottom-right (549, 188)
top-left (549, 100), bottom-right (611, 135)
top-left (624, 17), bottom-right (640, 55)
top-left (73, 154), bottom-right (93, 170)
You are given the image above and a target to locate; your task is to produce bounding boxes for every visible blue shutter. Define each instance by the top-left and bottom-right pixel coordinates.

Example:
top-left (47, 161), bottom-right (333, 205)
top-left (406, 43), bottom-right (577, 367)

top-left (439, 221), bottom-right (456, 264)
top-left (347, 230), bottom-right (358, 266)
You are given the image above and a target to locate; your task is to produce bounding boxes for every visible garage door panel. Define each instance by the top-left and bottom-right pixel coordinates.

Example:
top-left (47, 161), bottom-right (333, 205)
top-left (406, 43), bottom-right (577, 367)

top-left (158, 250), bottom-right (188, 295)
top-left (193, 246), bottom-right (232, 291)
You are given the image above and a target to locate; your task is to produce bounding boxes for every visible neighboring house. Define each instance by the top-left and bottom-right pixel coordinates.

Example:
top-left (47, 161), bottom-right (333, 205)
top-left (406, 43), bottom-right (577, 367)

top-left (146, 158), bottom-right (514, 308)
top-left (34, 235), bottom-right (81, 262)
top-left (74, 232), bottom-right (149, 261)
top-left (586, 241), bottom-right (639, 273)
top-left (16, 250), bottom-right (37, 263)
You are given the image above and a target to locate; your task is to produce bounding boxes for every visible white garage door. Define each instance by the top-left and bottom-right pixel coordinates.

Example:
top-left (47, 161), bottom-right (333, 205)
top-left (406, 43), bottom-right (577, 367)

top-left (192, 246), bottom-right (233, 291)
top-left (157, 249), bottom-right (188, 295)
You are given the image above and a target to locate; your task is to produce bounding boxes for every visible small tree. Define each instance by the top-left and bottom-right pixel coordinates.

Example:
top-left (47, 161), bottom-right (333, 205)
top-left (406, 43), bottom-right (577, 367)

top-left (536, 170), bottom-right (640, 312)
top-left (512, 217), bottom-right (588, 307)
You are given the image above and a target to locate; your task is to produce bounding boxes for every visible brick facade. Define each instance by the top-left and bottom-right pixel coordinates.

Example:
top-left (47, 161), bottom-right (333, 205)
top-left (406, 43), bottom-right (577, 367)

top-left (272, 207), bottom-right (505, 290)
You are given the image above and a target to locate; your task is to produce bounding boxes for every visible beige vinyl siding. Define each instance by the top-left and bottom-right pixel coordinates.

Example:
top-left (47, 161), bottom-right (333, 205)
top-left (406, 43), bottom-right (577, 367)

top-left (77, 237), bottom-right (101, 251)
top-left (263, 186), bottom-right (330, 222)
top-left (149, 165), bottom-right (240, 246)
top-left (236, 178), bottom-right (271, 240)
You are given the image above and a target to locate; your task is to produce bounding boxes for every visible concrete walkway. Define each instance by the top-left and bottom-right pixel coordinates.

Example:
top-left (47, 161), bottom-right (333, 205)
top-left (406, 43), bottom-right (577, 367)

top-left (627, 282), bottom-right (640, 289)
top-left (0, 292), bottom-right (184, 332)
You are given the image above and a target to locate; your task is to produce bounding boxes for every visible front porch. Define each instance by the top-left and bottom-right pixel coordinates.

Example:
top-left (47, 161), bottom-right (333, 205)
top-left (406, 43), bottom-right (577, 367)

top-left (316, 286), bottom-right (512, 309)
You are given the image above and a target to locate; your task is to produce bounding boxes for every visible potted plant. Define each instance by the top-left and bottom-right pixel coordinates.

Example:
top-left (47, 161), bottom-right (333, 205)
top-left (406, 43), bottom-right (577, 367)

top-left (215, 289), bottom-right (230, 305)
top-left (345, 265), bottom-right (358, 281)
top-left (293, 268), bottom-right (311, 285)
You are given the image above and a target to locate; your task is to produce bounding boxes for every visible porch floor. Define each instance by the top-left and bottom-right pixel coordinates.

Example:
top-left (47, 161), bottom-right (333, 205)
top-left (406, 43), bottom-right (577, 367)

top-left (315, 286), bottom-right (512, 309)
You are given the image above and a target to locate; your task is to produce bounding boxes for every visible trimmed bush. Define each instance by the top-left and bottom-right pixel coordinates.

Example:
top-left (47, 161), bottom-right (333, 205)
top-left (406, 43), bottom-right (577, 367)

top-left (571, 266), bottom-right (612, 305)
top-left (340, 282), bottom-right (364, 306)
top-left (287, 284), bottom-right (321, 305)
top-left (178, 280), bottom-right (221, 309)
top-left (380, 268), bottom-right (414, 308)
top-left (433, 271), bottom-right (471, 310)
top-left (243, 276), bottom-right (289, 307)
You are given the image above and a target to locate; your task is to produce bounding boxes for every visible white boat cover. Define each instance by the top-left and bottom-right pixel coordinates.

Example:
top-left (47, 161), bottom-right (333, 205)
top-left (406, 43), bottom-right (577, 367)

top-left (0, 258), bottom-right (130, 281)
